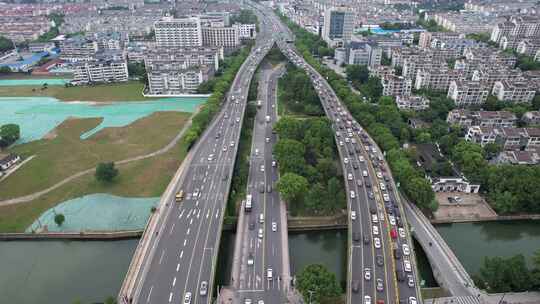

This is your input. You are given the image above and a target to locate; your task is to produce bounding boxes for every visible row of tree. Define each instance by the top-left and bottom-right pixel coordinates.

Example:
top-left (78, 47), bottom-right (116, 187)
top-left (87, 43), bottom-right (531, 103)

top-left (474, 249), bottom-right (540, 293)
top-left (184, 43), bottom-right (254, 149)
top-left (280, 15), bottom-right (438, 211)
top-left (344, 64), bottom-right (382, 101)
top-left (0, 36), bottom-right (14, 53)
top-left (279, 64), bottom-right (324, 115)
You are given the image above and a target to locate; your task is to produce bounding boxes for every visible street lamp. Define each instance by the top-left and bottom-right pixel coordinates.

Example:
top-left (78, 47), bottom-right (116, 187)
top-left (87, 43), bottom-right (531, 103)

top-left (307, 290), bottom-right (315, 304)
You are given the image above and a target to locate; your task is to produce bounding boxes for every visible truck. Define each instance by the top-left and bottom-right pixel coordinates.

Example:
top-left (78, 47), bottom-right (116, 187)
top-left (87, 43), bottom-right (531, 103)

top-left (175, 190), bottom-right (184, 202)
top-left (245, 194), bottom-right (252, 212)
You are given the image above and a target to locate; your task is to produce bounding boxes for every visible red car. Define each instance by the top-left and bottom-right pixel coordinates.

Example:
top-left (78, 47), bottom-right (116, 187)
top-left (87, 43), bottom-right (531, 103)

top-left (377, 300), bottom-right (385, 304)
top-left (390, 228), bottom-right (397, 239)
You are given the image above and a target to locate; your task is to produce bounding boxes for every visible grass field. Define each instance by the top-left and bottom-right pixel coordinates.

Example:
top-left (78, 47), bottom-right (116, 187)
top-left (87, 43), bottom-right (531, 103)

top-left (0, 111), bottom-right (190, 201)
top-left (0, 135), bottom-right (190, 232)
top-left (0, 81), bottom-right (154, 102)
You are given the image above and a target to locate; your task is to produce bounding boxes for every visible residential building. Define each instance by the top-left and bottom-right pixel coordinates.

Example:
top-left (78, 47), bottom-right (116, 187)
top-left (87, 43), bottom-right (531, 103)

top-left (492, 80), bottom-right (536, 103)
top-left (345, 41), bottom-right (382, 67)
top-left (395, 95), bottom-right (430, 111)
top-left (465, 126), bottom-right (540, 150)
top-left (322, 7), bottom-right (354, 46)
top-left (446, 109), bottom-right (517, 129)
top-left (402, 57), bottom-right (446, 84)
top-left (154, 16), bottom-right (203, 48)
top-left (236, 23), bottom-right (256, 39)
top-left (382, 75), bottom-right (412, 97)
top-left (447, 80), bottom-right (490, 106)
top-left (0, 154), bottom-right (21, 171)
top-left (369, 65), bottom-right (395, 80)
top-left (59, 36), bottom-right (99, 62)
top-left (522, 111), bottom-right (540, 125)
top-left (464, 47), bottom-right (517, 68)
top-left (430, 176), bottom-right (480, 193)
top-left (415, 68), bottom-right (464, 92)
top-left (202, 25), bottom-right (240, 49)
top-left (497, 150), bottom-right (540, 165)
top-left (71, 52), bottom-right (128, 85)
top-left (471, 67), bottom-right (524, 90)
top-left (516, 38), bottom-right (540, 57)
top-left (28, 42), bottom-right (55, 53)
top-left (523, 70), bottom-right (540, 91)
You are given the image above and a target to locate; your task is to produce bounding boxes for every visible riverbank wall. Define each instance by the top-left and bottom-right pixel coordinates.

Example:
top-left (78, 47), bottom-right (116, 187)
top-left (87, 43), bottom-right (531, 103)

top-left (431, 214), bottom-right (540, 224)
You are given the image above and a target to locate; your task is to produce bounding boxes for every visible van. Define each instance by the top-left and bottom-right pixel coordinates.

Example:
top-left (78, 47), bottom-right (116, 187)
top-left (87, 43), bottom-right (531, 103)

top-left (258, 228), bottom-right (263, 239)
top-left (259, 213), bottom-right (264, 224)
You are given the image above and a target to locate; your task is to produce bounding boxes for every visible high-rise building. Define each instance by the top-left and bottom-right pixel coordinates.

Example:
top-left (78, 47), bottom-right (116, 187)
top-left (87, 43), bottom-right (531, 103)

top-left (202, 25), bottom-right (240, 49)
top-left (154, 16), bottom-right (203, 48)
top-left (322, 7), bottom-right (354, 47)
top-left (71, 52), bottom-right (128, 85)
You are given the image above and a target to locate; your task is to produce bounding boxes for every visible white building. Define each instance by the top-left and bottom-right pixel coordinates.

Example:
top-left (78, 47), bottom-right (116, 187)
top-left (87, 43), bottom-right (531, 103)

top-left (59, 36), bottom-right (99, 62)
top-left (382, 75), bottom-right (412, 97)
top-left (447, 80), bottom-right (489, 106)
top-left (492, 80), bottom-right (536, 104)
top-left (322, 7), bottom-right (354, 47)
top-left (236, 23), bottom-right (257, 39)
top-left (395, 95), bottom-right (430, 111)
top-left (202, 26), bottom-right (240, 49)
top-left (71, 53), bottom-right (128, 85)
top-left (154, 16), bottom-right (203, 48)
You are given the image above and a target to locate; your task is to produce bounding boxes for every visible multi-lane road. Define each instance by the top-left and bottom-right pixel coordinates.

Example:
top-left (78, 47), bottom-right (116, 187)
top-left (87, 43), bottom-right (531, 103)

top-left (231, 62), bottom-right (290, 304)
top-left (123, 13), bottom-right (275, 304)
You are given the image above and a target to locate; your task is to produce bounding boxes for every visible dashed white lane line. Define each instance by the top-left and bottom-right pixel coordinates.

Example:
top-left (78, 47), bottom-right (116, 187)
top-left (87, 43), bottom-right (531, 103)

top-left (172, 277), bottom-right (176, 287)
top-left (187, 228), bottom-right (191, 235)
top-left (168, 292), bottom-right (173, 302)
top-left (206, 209), bottom-right (210, 218)
top-left (179, 250), bottom-right (184, 259)
top-left (197, 209), bottom-right (201, 218)
top-left (178, 210), bottom-right (185, 219)
top-left (176, 263), bottom-right (180, 271)
top-left (146, 286), bottom-right (153, 303)
top-left (183, 239), bottom-right (187, 246)
top-left (169, 223), bottom-right (175, 235)
top-left (158, 250), bottom-right (165, 265)
top-left (215, 210), bottom-right (219, 218)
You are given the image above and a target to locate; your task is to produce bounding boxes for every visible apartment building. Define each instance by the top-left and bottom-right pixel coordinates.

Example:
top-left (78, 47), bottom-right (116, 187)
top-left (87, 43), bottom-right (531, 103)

top-left (464, 47), bottom-right (517, 68)
top-left (344, 41), bottom-right (382, 67)
top-left (59, 36), bottom-right (99, 62)
top-left (492, 80), bottom-right (536, 103)
top-left (466, 126), bottom-right (540, 150)
top-left (516, 38), bottom-right (540, 57)
top-left (446, 109), bottom-right (517, 129)
top-left (71, 52), bottom-right (128, 85)
top-left (322, 7), bottom-right (354, 46)
top-left (154, 16), bottom-right (203, 48)
top-left (202, 25), bottom-right (240, 49)
top-left (391, 47), bottom-right (421, 68)
top-left (395, 95), bottom-right (430, 111)
top-left (497, 150), bottom-right (540, 165)
top-left (471, 67), bottom-right (524, 90)
top-left (522, 111), bottom-right (540, 125)
top-left (402, 57), bottom-right (446, 83)
top-left (415, 68), bottom-right (464, 92)
top-left (491, 15), bottom-right (540, 44)
top-left (447, 80), bottom-right (490, 106)
top-left (382, 75), bottom-right (412, 97)
top-left (28, 42), bottom-right (55, 53)
top-left (369, 65), bottom-right (395, 80)
top-left (236, 23), bottom-right (256, 39)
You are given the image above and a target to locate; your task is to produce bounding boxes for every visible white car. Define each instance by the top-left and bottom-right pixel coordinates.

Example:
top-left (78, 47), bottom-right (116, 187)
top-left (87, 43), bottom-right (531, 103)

top-left (399, 228), bottom-right (406, 238)
top-left (376, 172), bottom-right (383, 179)
top-left (192, 189), bottom-right (200, 198)
top-left (364, 268), bottom-right (371, 281)
top-left (402, 244), bottom-right (410, 256)
top-left (272, 160), bottom-right (277, 167)
top-left (404, 259), bottom-right (412, 272)
top-left (339, 141), bottom-right (344, 146)
top-left (255, 149), bottom-right (259, 156)
top-left (359, 156), bottom-right (365, 162)
top-left (236, 117), bottom-right (240, 123)
top-left (183, 292), bottom-right (192, 304)
top-left (350, 191), bottom-right (356, 198)
top-left (260, 165), bottom-right (265, 172)
top-left (383, 193), bottom-right (390, 202)
top-left (207, 154), bottom-right (214, 161)
top-left (371, 214), bottom-right (378, 223)
top-left (362, 170), bottom-right (368, 177)
top-left (364, 295), bottom-right (371, 304)
top-left (409, 297), bottom-right (417, 304)
top-left (344, 158), bottom-right (349, 164)
top-left (374, 237), bottom-right (381, 248)
top-left (372, 225), bottom-right (379, 235)
top-left (389, 215), bottom-right (396, 226)
top-left (272, 222), bottom-right (277, 232)
top-left (345, 137), bottom-right (350, 143)
top-left (247, 254), bottom-right (254, 266)
top-left (347, 173), bottom-right (353, 181)
top-left (258, 228), bottom-right (263, 239)
top-left (230, 141), bottom-right (235, 147)
top-left (265, 137), bottom-right (270, 143)
top-left (379, 183), bottom-right (386, 191)
top-left (407, 275), bottom-right (415, 288)
top-left (351, 211), bottom-right (357, 220)
top-left (267, 268), bottom-right (273, 280)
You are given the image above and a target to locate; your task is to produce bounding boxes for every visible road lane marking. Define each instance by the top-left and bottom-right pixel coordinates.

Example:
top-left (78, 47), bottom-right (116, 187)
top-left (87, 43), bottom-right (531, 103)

top-left (197, 209), bottom-right (201, 218)
top-left (183, 239), bottom-right (187, 246)
top-left (168, 292), bottom-right (173, 302)
top-left (146, 286), bottom-right (153, 303)
top-left (215, 210), bottom-right (219, 218)
top-left (196, 200), bottom-right (199, 207)
top-left (158, 250), bottom-right (165, 265)
top-left (190, 218), bottom-right (193, 225)
top-left (187, 228), bottom-right (190, 235)
top-left (176, 263), bottom-right (180, 271)
top-left (172, 277), bottom-right (176, 287)
top-left (206, 209), bottom-right (210, 218)
top-left (180, 250), bottom-right (184, 259)
top-left (170, 223), bottom-right (175, 235)
top-left (179, 210), bottom-right (185, 219)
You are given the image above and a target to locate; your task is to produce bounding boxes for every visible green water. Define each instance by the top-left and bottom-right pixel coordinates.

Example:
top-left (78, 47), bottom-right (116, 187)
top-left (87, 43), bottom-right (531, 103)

top-left (436, 220), bottom-right (540, 275)
top-left (0, 96), bottom-right (205, 143)
top-left (0, 240), bottom-right (137, 304)
top-left (27, 194), bottom-right (159, 233)
top-left (0, 78), bottom-right (69, 86)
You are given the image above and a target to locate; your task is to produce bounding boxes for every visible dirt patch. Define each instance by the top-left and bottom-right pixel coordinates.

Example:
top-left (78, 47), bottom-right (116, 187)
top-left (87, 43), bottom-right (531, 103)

top-left (433, 192), bottom-right (498, 223)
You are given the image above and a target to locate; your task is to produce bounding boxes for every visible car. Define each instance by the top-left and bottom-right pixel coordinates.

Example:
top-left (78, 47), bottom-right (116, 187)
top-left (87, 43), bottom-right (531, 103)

top-left (200, 281), bottom-right (208, 296)
top-left (379, 183), bottom-right (386, 191)
top-left (408, 297), bottom-right (417, 304)
top-left (364, 268), bottom-right (371, 281)
top-left (339, 141), bottom-right (344, 146)
top-left (259, 183), bottom-right (265, 193)
top-left (193, 189), bottom-right (200, 198)
top-left (369, 206), bottom-right (377, 214)
top-left (364, 295), bottom-right (371, 304)
top-left (258, 301), bottom-right (264, 304)
top-left (249, 221), bottom-right (255, 230)
top-left (371, 214), bottom-right (378, 223)
top-left (258, 228), bottom-right (263, 239)
top-left (353, 232), bottom-right (361, 242)
top-left (222, 146), bottom-right (228, 152)
top-left (362, 170), bottom-right (368, 177)
top-left (407, 275), bottom-right (415, 288)
top-left (383, 193), bottom-right (390, 202)
top-left (374, 237), bottom-right (381, 248)
top-left (372, 225), bottom-right (379, 235)
top-left (215, 133), bottom-right (221, 139)
top-left (389, 215), bottom-right (396, 226)
top-left (404, 259), bottom-right (412, 272)
top-left (183, 292), bottom-right (192, 304)
top-left (265, 137), bottom-right (270, 143)
top-left (398, 228), bottom-right (406, 238)
top-left (390, 228), bottom-right (397, 239)
top-left (344, 157), bottom-right (349, 164)
top-left (356, 179), bottom-right (363, 187)
top-left (376, 172), bottom-right (383, 179)
top-left (247, 252), bottom-right (254, 265)
top-left (396, 270), bottom-right (405, 282)
top-left (402, 244), bottom-right (410, 256)
top-left (230, 141), bottom-right (235, 147)
top-left (267, 268), bottom-right (273, 280)
top-left (272, 160), bottom-right (277, 167)
top-left (350, 191), bottom-right (356, 198)
top-left (352, 162), bottom-right (359, 169)
top-left (272, 222), bottom-right (277, 232)
top-left (260, 165), bottom-right (265, 172)
top-left (376, 278), bottom-right (384, 292)
top-left (207, 154), bottom-right (214, 161)
top-left (352, 280), bottom-right (360, 293)
top-left (397, 217), bottom-right (403, 228)
top-left (368, 192), bottom-right (374, 199)
top-left (377, 300), bottom-right (384, 304)
top-left (363, 235), bottom-right (370, 245)
top-left (376, 255), bottom-right (384, 266)
top-left (267, 184), bottom-right (272, 193)
top-left (394, 248), bottom-right (402, 260)
top-left (345, 137), bottom-right (350, 143)
top-left (347, 173), bottom-right (353, 181)
top-left (359, 156), bottom-right (365, 162)
top-left (244, 299), bottom-right (252, 304)
top-left (351, 211), bottom-right (357, 220)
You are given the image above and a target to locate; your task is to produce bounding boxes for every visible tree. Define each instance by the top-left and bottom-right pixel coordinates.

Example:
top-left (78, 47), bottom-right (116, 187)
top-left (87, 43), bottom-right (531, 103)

top-left (476, 254), bottom-right (533, 293)
top-left (54, 213), bottom-right (65, 226)
top-left (483, 143), bottom-right (503, 160)
top-left (0, 36), bottom-right (14, 53)
top-left (0, 123), bottom-right (20, 148)
top-left (104, 296), bottom-right (117, 304)
top-left (345, 64), bottom-right (369, 84)
top-left (0, 66), bottom-right (11, 74)
top-left (273, 139), bottom-right (306, 175)
top-left (95, 162), bottom-right (119, 183)
top-left (296, 264), bottom-right (342, 303)
top-left (276, 172), bottom-right (309, 204)
top-left (405, 177), bottom-right (435, 210)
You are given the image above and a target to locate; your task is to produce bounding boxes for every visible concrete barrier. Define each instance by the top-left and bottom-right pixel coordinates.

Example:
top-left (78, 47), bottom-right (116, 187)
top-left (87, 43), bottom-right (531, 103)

top-left (0, 231), bottom-right (142, 241)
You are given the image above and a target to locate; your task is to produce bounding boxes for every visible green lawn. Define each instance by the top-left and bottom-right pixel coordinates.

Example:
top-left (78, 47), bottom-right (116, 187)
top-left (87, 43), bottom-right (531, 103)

top-left (0, 135), bottom-right (190, 232)
top-left (0, 81), bottom-right (154, 102)
top-left (0, 111), bottom-right (191, 201)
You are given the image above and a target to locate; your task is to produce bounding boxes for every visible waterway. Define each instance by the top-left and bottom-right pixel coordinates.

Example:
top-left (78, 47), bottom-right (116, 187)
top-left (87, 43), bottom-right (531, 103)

top-left (436, 220), bottom-right (540, 275)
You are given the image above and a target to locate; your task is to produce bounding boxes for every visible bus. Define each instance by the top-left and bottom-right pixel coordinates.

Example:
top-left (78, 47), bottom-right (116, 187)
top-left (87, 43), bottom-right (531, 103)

top-left (175, 190), bottom-right (184, 202)
top-left (245, 194), bottom-right (252, 212)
